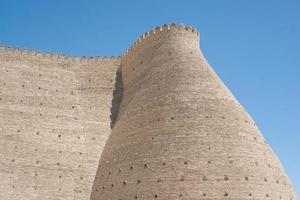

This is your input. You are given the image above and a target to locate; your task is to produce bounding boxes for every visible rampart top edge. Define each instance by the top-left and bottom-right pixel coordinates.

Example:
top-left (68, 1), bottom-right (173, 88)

top-left (0, 45), bottom-right (121, 63)
top-left (120, 23), bottom-right (199, 63)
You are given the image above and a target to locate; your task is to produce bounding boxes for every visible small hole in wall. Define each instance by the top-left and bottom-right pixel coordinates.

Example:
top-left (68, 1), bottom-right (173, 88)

top-left (58, 134), bottom-right (61, 138)
top-left (157, 178), bottom-right (162, 183)
top-left (202, 176), bottom-right (207, 181)
top-left (168, 52), bottom-right (171, 55)
top-left (162, 162), bottom-right (166, 166)
top-left (202, 193), bottom-right (206, 196)
top-left (36, 132), bottom-right (40, 135)
top-left (140, 61), bottom-right (143, 64)
top-left (224, 176), bottom-right (229, 181)
top-left (144, 164), bottom-right (148, 168)
top-left (59, 175), bottom-right (62, 178)
top-left (123, 181), bottom-right (127, 185)
top-left (38, 87), bottom-right (41, 90)
top-left (180, 176), bottom-right (185, 181)
top-left (184, 161), bottom-right (188, 165)
top-left (249, 193), bottom-right (252, 196)
top-left (245, 177), bottom-right (249, 181)
top-left (72, 106), bottom-right (75, 109)
top-left (111, 183), bottom-right (114, 188)
top-left (39, 74), bottom-right (42, 77)
top-left (88, 79), bottom-right (91, 82)
top-left (130, 166), bottom-right (134, 170)
top-left (266, 194), bottom-right (269, 197)
top-left (224, 192), bottom-right (229, 196)
top-left (11, 159), bottom-right (15, 162)
top-left (22, 84), bottom-right (25, 87)
top-left (137, 179), bottom-right (141, 184)
top-left (170, 117), bottom-right (174, 120)
top-left (134, 195), bottom-right (138, 199)
top-left (154, 194), bottom-right (158, 198)
top-left (17, 129), bottom-right (21, 133)
top-left (35, 173), bottom-right (38, 177)
top-left (179, 194), bottom-right (183, 197)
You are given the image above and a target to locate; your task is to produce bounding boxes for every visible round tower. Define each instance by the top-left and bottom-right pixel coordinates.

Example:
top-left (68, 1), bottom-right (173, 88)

top-left (90, 24), bottom-right (298, 200)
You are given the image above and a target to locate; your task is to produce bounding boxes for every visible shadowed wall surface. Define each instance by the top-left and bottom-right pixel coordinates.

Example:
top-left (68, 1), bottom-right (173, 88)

top-left (0, 24), bottom-right (298, 200)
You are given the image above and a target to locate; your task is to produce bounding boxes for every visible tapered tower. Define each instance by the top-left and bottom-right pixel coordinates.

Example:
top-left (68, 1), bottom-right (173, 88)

top-left (91, 24), bottom-right (297, 199)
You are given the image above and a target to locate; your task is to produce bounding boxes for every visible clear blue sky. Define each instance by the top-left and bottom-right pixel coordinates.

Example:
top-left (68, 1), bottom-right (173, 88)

top-left (1, 0), bottom-right (299, 195)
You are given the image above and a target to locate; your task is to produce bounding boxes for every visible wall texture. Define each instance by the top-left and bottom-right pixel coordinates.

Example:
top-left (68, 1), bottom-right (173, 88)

top-left (0, 24), bottom-right (298, 200)
top-left (90, 25), bottom-right (298, 200)
top-left (0, 48), bottom-right (120, 200)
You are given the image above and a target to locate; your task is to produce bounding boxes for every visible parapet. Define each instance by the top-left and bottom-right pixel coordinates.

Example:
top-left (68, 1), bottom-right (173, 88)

top-left (121, 23), bottom-right (199, 65)
top-left (0, 45), bottom-right (121, 65)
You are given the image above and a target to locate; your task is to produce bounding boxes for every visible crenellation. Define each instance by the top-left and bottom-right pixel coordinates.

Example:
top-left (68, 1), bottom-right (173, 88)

top-left (0, 44), bottom-right (121, 65)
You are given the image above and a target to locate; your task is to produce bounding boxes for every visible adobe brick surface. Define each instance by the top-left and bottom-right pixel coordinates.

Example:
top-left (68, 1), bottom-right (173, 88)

top-left (91, 25), bottom-right (298, 200)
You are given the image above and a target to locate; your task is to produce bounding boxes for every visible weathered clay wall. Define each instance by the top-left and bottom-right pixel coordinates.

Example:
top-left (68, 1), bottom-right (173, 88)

top-left (91, 25), bottom-right (298, 199)
top-left (0, 48), bottom-right (120, 200)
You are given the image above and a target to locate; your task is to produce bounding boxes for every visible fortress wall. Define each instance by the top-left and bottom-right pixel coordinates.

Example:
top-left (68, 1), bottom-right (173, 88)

top-left (91, 25), bottom-right (297, 200)
top-left (0, 48), bottom-right (120, 200)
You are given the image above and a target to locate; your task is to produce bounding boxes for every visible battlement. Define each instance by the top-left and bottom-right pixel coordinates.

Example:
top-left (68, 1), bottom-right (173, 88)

top-left (0, 23), bottom-right (198, 66)
top-left (0, 45), bottom-right (121, 64)
top-left (121, 23), bottom-right (199, 64)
